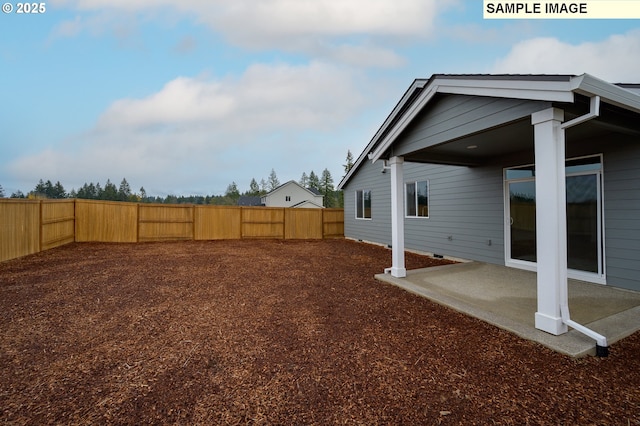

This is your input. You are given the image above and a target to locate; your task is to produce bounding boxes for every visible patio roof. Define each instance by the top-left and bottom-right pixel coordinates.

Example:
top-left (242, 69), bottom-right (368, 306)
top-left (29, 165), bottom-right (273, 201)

top-left (338, 73), bottom-right (640, 188)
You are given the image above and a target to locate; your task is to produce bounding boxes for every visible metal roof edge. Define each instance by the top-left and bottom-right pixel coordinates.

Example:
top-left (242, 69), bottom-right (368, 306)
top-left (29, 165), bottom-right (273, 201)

top-left (572, 73), bottom-right (640, 114)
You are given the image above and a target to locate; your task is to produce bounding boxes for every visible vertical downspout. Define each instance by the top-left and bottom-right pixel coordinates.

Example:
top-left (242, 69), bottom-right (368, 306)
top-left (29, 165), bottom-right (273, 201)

top-left (560, 95), bottom-right (609, 357)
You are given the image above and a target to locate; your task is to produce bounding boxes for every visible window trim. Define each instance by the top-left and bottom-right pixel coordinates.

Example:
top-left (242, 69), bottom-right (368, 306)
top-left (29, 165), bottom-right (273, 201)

top-left (355, 189), bottom-right (372, 220)
top-left (503, 154), bottom-right (606, 284)
top-left (405, 180), bottom-right (429, 218)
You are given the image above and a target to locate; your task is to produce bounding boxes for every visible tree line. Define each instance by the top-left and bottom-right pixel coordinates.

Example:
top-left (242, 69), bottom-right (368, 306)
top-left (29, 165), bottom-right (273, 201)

top-left (1, 151), bottom-right (356, 208)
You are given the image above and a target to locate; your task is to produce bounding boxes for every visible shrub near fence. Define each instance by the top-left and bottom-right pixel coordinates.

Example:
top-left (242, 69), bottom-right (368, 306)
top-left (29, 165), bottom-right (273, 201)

top-left (0, 199), bottom-right (344, 262)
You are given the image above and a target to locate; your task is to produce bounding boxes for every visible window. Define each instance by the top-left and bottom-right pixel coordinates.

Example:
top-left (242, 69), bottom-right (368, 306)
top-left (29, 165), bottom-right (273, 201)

top-left (405, 181), bottom-right (429, 217)
top-left (504, 155), bottom-right (605, 281)
top-left (355, 189), bottom-right (372, 219)
top-left (285, 196), bottom-right (291, 201)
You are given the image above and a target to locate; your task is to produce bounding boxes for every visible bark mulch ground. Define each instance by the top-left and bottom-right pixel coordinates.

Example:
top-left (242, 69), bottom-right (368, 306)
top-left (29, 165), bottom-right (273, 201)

top-left (1, 239), bottom-right (638, 425)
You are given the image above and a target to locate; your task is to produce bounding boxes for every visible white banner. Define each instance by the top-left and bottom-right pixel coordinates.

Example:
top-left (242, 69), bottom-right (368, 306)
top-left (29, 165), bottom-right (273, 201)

top-left (484, 1), bottom-right (640, 19)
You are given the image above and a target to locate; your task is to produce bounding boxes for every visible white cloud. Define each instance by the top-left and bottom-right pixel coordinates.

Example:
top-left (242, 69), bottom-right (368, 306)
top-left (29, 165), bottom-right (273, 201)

top-left (49, 0), bottom-right (454, 66)
top-left (51, 0), bottom-right (448, 38)
top-left (8, 61), bottom-right (368, 195)
top-left (492, 30), bottom-right (640, 82)
top-left (98, 61), bottom-right (363, 132)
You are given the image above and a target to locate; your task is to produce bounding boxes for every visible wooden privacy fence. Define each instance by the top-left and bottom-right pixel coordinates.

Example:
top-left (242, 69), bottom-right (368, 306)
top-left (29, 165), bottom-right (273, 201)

top-left (1, 199), bottom-right (344, 262)
top-left (0, 199), bottom-right (76, 262)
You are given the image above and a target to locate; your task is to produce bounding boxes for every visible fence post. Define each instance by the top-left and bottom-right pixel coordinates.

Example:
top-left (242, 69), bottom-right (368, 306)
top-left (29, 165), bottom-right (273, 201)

top-left (38, 200), bottom-right (43, 253)
top-left (136, 203), bottom-right (140, 243)
top-left (191, 205), bottom-right (195, 240)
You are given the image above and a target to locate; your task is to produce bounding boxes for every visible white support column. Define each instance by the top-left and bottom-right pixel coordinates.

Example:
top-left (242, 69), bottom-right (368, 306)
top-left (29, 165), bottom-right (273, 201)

top-left (389, 156), bottom-right (406, 278)
top-left (531, 108), bottom-right (568, 335)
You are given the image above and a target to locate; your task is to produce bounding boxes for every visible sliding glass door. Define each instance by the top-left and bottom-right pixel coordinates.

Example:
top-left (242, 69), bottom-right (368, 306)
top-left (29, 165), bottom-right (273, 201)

top-left (505, 156), bottom-right (604, 282)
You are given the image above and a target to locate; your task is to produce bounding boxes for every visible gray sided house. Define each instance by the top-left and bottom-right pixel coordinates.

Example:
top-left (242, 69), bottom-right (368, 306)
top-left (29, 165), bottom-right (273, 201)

top-left (338, 74), bottom-right (640, 338)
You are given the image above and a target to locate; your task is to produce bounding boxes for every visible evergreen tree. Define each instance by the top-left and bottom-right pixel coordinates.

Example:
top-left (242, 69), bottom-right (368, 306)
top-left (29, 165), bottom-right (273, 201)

top-left (139, 187), bottom-right (147, 202)
top-left (0, 184), bottom-right (4, 198)
top-left (44, 180), bottom-right (54, 198)
top-left (248, 178), bottom-right (260, 196)
top-left (34, 179), bottom-right (46, 197)
top-left (102, 179), bottom-right (118, 201)
top-left (225, 181), bottom-right (240, 199)
top-left (319, 168), bottom-right (335, 207)
top-left (299, 172), bottom-right (309, 188)
top-left (343, 150), bottom-right (354, 175)
top-left (308, 171), bottom-right (320, 190)
top-left (267, 169), bottom-right (280, 191)
top-left (118, 178), bottom-right (132, 201)
top-left (164, 194), bottom-right (178, 204)
top-left (52, 181), bottom-right (66, 199)
top-left (10, 190), bottom-right (25, 198)
top-left (260, 178), bottom-right (268, 193)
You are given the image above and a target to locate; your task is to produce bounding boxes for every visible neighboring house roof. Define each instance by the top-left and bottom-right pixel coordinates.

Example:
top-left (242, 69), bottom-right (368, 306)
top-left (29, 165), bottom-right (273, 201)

top-left (264, 180), bottom-right (324, 199)
top-left (338, 73), bottom-right (640, 190)
top-left (307, 186), bottom-right (323, 196)
top-left (291, 200), bottom-right (325, 209)
top-left (237, 196), bottom-right (263, 206)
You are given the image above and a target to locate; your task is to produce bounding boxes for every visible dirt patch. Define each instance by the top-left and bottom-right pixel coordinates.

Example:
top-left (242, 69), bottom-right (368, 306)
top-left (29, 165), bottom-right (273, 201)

top-left (1, 239), bottom-right (638, 424)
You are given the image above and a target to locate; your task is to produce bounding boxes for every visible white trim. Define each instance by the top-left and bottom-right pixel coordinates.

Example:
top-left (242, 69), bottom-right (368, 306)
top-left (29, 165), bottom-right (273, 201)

top-left (354, 189), bottom-right (372, 220)
top-left (505, 260), bottom-right (607, 285)
top-left (532, 107), bottom-right (568, 335)
top-left (404, 180), bottom-right (430, 219)
top-left (388, 156), bottom-right (406, 278)
top-left (503, 154), bottom-right (606, 285)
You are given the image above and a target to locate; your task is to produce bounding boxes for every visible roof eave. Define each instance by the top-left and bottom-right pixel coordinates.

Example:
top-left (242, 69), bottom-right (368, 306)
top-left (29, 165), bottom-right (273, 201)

top-left (338, 73), bottom-right (640, 190)
top-left (572, 74), bottom-right (640, 114)
top-left (368, 76), bottom-right (577, 163)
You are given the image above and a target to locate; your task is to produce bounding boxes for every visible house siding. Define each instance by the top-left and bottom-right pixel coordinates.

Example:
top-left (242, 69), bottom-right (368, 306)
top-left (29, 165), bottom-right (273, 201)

top-left (344, 160), bottom-right (505, 264)
top-left (404, 164), bottom-right (505, 264)
top-left (344, 159), bottom-right (392, 246)
top-left (602, 139), bottom-right (640, 291)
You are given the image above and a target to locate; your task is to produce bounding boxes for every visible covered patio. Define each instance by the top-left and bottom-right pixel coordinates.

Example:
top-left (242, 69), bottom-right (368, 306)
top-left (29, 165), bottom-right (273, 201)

top-left (364, 74), bottom-right (640, 352)
top-left (376, 261), bottom-right (640, 357)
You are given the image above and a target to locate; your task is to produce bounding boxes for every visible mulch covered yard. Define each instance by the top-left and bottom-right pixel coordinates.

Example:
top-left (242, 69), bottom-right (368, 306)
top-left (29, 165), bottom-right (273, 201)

top-left (0, 239), bottom-right (638, 425)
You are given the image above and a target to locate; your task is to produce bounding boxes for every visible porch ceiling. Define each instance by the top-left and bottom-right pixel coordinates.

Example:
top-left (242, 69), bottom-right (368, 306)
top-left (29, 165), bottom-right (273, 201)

top-left (395, 103), bottom-right (640, 167)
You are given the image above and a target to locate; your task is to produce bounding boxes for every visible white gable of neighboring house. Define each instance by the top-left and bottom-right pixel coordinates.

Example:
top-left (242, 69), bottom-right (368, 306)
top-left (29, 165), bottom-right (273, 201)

top-left (291, 200), bottom-right (325, 209)
top-left (260, 180), bottom-right (324, 208)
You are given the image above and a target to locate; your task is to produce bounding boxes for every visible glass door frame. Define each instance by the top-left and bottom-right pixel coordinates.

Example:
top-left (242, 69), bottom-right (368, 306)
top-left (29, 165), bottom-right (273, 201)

top-left (503, 154), bottom-right (606, 285)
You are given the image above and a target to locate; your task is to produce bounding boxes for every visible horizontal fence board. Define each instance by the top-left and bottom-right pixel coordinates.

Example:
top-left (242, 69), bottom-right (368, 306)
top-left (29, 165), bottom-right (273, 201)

top-left (139, 222), bottom-right (194, 241)
top-left (138, 204), bottom-right (194, 241)
top-left (242, 207), bottom-right (285, 239)
top-left (41, 200), bottom-right (75, 250)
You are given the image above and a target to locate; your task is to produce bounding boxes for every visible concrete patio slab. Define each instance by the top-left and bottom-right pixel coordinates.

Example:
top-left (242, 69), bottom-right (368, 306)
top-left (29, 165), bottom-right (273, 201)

top-left (375, 262), bottom-right (640, 357)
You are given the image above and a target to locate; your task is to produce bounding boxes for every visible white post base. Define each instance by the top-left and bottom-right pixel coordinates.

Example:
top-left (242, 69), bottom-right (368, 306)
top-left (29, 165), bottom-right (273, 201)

top-left (535, 312), bottom-right (568, 335)
top-left (388, 266), bottom-right (406, 278)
